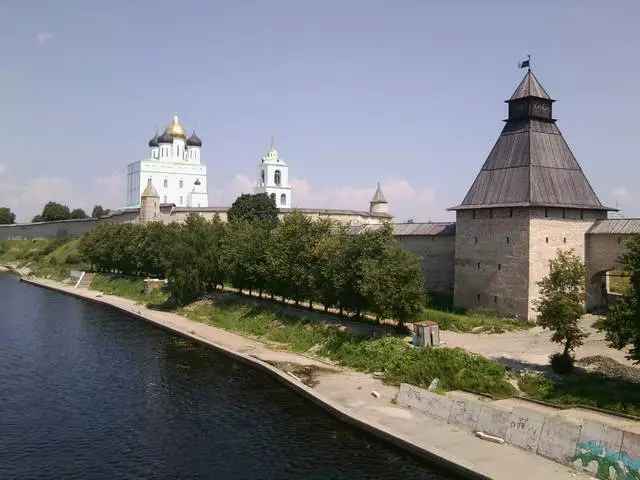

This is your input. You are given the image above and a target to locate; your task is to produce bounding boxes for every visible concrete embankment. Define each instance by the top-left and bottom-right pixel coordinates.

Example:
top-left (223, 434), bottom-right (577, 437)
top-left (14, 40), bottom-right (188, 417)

top-left (17, 276), bottom-right (594, 480)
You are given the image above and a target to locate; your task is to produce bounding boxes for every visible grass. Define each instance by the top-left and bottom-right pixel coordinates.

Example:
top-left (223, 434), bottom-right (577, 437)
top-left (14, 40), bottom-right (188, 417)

top-left (418, 307), bottom-right (532, 333)
top-left (0, 238), bottom-right (89, 281)
top-left (608, 271), bottom-right (631, 295)
top-left (183, 298), bottom-right (516, 398)
top-left (89, 274), bottom-right (168, 306)
top-left (518, 372), bottom-right (640, 417)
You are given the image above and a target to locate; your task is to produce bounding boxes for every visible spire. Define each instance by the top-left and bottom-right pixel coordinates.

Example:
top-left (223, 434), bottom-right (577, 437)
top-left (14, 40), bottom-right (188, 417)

top-left (371, 182), bottom-right (387, 203)
top-left (141, 182), bottom-right (159, 199)
top-left (509, 70), bottom-right (552, 101)
top-left (270, 126), bottom-right (276, 151)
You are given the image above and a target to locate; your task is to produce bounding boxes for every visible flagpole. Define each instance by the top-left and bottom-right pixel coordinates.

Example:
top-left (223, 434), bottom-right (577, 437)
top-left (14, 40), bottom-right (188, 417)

top-left (527, 54), bottom-right (531, 72)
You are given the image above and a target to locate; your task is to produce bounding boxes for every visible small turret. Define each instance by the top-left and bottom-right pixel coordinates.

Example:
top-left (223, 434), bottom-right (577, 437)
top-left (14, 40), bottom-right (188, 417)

top-left (369, 182), bottom-right (388, 215)
top-left (140, 181), bottom-right (160, 223)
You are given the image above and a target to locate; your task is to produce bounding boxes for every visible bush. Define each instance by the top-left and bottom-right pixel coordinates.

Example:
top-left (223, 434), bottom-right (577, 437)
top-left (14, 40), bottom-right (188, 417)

top-left (64, 253), bottom-right (80, 264)
top-left (550, 352), bottom-right (574, 374)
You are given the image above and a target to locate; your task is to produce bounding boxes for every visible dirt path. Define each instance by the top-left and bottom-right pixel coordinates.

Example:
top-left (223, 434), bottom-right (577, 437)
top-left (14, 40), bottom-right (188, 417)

top-left (441, 314), bottom-right (637, 371)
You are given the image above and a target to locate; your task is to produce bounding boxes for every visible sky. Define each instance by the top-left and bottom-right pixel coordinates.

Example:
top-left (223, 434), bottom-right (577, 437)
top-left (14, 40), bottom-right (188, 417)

top-left (0, 0), bottom-right (639, 223)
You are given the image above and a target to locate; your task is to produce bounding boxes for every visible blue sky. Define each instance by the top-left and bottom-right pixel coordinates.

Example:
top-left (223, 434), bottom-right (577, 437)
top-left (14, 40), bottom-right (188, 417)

top-left (1, 0), bottom-right (638, 222)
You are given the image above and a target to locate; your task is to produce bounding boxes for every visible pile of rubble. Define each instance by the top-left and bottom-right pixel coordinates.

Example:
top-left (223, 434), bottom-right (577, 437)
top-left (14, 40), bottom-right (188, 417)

top-left (577, 355), bottom-right (640, 383)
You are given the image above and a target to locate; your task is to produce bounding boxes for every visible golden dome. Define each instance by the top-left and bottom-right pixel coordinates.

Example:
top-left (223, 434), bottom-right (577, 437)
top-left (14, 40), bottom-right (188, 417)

top-left (164, 113), bottom-right (186, 139)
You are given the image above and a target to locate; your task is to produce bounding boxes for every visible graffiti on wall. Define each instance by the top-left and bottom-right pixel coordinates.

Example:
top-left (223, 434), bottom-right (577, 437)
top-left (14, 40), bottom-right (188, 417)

top-left (569, 441), bottom-right (639, 480)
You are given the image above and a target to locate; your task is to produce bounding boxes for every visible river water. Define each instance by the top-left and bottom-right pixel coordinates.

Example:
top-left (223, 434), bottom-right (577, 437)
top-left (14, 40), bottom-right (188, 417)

top-left (0, 273), bottom-right (455, 479)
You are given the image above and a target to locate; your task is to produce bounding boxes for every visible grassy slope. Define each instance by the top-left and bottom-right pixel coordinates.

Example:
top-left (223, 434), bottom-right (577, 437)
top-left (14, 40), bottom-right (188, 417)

top-left (0, 238), bottom-right (88, 281)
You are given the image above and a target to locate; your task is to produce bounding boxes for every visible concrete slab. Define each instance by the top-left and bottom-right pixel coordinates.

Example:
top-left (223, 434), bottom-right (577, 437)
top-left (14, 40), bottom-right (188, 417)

top-left (620, 431), bottom-right (640, 476)
top-left (448, 398), bottom-right (483, 432)
top-left (577, 420), bottom-right (624, 456)
top-left (475, 404), bottom-right (512, 439)
top-left (396, 383), bottom-right (454, 421)
top-left (536, 417), bottom-right (581, 464)
top-left (506, 407), bottom-right (546, 452)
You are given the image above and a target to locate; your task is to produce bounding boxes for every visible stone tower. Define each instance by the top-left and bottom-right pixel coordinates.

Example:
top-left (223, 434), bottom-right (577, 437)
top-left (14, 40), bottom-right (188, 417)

top-left (450, 70), bottom-right (612, 320)
top-left (140, 181), bottom-right (160, 224)
top-left (369, 182), bottom-right (388, 215)
top-left (254, 131), bottom-right (292, 209)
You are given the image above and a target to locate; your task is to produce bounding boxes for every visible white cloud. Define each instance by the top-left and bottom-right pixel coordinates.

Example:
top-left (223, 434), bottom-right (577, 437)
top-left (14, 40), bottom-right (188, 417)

top-left (209, 174), bottom-right (255, 206)
top-left (290, 177), bottom-right (441, 222)
top-left (36, 32), bottom-right (53, 44)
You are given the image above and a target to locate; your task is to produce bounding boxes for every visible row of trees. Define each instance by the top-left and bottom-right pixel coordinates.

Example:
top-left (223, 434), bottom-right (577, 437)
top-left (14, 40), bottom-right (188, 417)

top-left (535, 239), bottom-right (640, 370)
top-left (0, 207), bottom-right (16, 224)
top-left (79, 207), bottom-right (426, 326)
top-left (31, 202), bottom-right (112, 222)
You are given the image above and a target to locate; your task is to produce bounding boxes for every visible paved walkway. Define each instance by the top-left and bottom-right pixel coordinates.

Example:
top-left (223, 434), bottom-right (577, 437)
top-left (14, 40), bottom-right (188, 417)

top-left (21, 277), bottom-right (595, 480)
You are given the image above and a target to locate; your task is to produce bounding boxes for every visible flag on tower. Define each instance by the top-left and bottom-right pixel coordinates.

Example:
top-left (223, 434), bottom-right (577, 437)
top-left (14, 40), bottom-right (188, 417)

top-left (518, 56), bottom-right (531, 69)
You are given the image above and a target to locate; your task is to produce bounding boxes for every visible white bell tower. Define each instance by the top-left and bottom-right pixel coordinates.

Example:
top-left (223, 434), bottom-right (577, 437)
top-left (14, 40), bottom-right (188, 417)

top-left (254, 131), bottom-right (292, 209)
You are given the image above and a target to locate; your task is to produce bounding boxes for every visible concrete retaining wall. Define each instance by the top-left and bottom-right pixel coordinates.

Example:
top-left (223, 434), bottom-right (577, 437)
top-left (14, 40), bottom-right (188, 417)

top-left (396, 383), bottom-right (640, 480)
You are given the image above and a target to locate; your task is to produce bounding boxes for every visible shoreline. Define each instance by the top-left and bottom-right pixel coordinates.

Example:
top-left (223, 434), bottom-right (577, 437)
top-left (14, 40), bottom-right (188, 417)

top-left (15, 275), bottom-right (591, 480)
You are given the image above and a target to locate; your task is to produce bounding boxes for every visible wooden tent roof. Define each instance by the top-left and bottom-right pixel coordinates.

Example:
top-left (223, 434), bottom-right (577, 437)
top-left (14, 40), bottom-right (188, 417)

top-left (450, 72), bottom-right (612, 211)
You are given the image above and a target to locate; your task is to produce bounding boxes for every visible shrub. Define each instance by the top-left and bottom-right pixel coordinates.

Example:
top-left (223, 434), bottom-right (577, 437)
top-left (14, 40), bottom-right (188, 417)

top-left (550, 352), bottom-right (574, 374)
top-left (64, 253), bottom-right (80, 265)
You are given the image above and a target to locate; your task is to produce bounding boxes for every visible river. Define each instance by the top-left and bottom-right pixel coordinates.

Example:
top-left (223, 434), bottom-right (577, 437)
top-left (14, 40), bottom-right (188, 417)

top-left (0, 273), bottom-right (456, 479)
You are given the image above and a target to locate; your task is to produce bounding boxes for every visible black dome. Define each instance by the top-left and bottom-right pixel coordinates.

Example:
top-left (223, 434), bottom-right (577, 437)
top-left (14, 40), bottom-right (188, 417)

top-left (148, 131), bottom-right (159, 147)
top-left (157, 131), bottom-right (173, 144)
top-left (187, 131), bottom-right (202, 147)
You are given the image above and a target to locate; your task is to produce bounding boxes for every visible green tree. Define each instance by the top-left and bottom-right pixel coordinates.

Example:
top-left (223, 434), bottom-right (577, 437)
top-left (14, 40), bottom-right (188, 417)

top-left (31, 215), bottom-right (44, 223)
top-left (41, 202), bottom-right (71, 221)
top-left (602, 235), bottom-right (640, 364)
top-left (221, 220), bottom-right (270, 294)
top-left (311, 226), bottom-right (349, 311)
top-left (360, 245), bottom-right (426, 326)
top-left (228, 193), bottom-right (278, 228)
top-left (267, 211), bottom-right (331, 304)
top-left (70, 208), bottom-right (89, 219)
top-left (0, 207), bottom-right (16, 224)
top-left (534, 249), bottom-right (588, 370)
top-left (91, 205), bottom-right (111, 218)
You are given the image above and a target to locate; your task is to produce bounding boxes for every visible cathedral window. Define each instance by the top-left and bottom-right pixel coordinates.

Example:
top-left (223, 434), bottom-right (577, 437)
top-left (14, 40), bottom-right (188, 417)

top-left (164, 179), bottom-right (168, 188)
top-left (274, 170), bottom-right (281, 186)
top-left (280, 193), bottom-right (286, 205)
top-left (179, 180), bottom-right (183, 189)
top-left (270, 193), bottom-right (276, 203)
top-left (261, 170), bottom-right (265, 184)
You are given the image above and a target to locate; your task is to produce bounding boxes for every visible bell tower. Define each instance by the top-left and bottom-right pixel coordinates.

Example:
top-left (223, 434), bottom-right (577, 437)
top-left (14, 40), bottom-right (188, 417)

top-left (254, 131), bottom-right (292, 209)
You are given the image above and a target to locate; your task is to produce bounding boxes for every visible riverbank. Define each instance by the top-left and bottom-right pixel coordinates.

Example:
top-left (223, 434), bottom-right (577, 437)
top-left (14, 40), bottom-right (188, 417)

top-left (16, 276), bottom-right (592, 480)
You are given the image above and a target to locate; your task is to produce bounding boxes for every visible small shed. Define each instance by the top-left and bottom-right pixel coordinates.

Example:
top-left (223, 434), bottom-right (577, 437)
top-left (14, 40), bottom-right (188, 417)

top-left (412, 321), bottom-right (440, 347)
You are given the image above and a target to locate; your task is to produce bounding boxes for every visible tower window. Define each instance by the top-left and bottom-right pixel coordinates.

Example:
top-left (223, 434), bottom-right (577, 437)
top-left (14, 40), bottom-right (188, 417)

top-left (563, 237), bottom-right (567, 244)
top-left (498, 264), bottom-right (502, 270)
top-left (163, 179), bottom-right (168, 188)
top-left (509, 207), bottom-right (513, 218)
top-left (280, 193), bottom-right (286, 205)
top-left (580, 209), bottom-right (584, 219)
top-left (476, 293), bottom-right (481, 302)
top-left (474, 237), bottom-right (478, 244)
top-left (545, 237), bottom-right (549, 243)
top-left (493, 296), bottom-right (498, 303)
top-left (489, 209), bottom-right (493, 219)
top-left (477, 262), bottom-right (481, 269)
top-left (147, 177), bottom-right (152, 185)
top-left (261, 170), bottom-right (265, 183)
top-left (274, 170), bottom-right (281, 186)
top-left (472, 209), bottom-right (476, 219)
top-left (562, 209), bottom-right (566, 219)
top-left (544, 208), bottom-right (549, 218)
top-left (506, 236), bottom-right (510, 244)
top-left (179, 180), bottom-right (183, 189)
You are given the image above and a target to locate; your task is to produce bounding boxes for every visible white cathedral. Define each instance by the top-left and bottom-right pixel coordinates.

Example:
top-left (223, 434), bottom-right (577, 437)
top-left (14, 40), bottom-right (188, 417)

top-left (126, 114), bottom-right (293, 210)
top-left (126, 114), bottom-right (209, 208)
